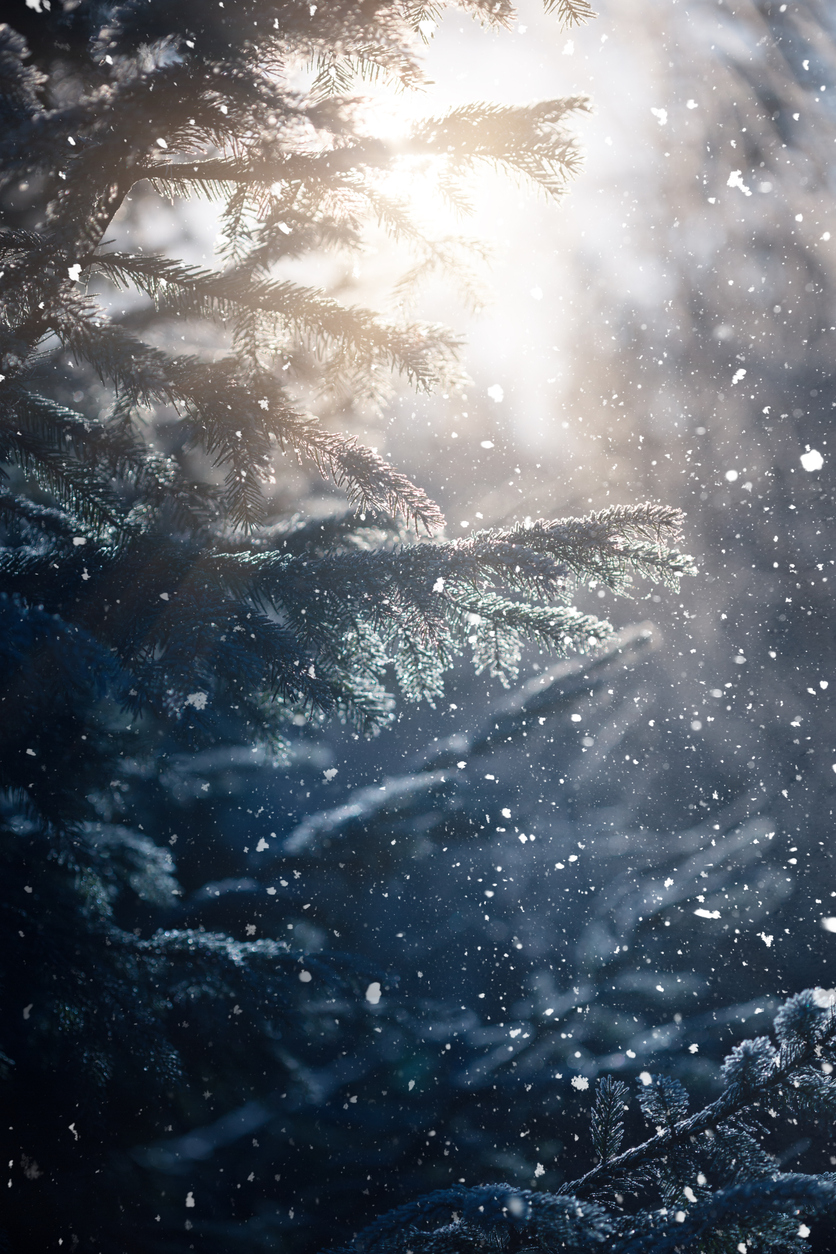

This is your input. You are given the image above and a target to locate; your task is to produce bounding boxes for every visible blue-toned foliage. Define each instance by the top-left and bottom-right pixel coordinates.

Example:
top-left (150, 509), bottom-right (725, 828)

top-left (0, 0), bottom-right (689, 1250)
top-left (335, 991), bottom-right (836, 1254)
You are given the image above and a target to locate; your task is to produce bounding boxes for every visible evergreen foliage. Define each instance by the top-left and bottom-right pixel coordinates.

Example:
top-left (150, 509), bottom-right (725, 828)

top-left (336, 990), bottom-right (836, 1254)
top-left (0, 2), bottom-right (704, 1251)
top-left (184, 625), bottom-right (830, 1254)
top-left (0, 0), bottom-right (691, 812)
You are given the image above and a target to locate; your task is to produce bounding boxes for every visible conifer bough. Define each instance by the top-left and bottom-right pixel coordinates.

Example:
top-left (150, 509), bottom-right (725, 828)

top-left (337, 990), bottom-right (836, 1254)
top-left (0, 0), bottom-right (692, 816)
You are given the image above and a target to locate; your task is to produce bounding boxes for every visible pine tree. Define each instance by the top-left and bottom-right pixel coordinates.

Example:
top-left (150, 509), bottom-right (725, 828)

top-left (0, 2), bottom-right (694, 1251)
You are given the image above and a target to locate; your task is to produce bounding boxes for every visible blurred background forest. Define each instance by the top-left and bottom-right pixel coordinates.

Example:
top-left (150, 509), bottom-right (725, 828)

top-left (7, 0), bottom-right (836, 1250)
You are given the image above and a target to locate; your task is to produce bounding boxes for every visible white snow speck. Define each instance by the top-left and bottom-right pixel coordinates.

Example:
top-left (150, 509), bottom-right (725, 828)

top-left (186, 1193), bottom-right (195, 1208)
top-left (758, 933), bottom-right (774, 947)
top-left (255, 837), bottom-right (269, 852)
top-left (298, 970), bottom-right (312, 983)
top-left (480, 440), bottom-right (494, 449)
top-left (639, 1072), bottom-right (652, 1086)
top-left (456, 760), bottom-right (467, 769)
top-left (365, 981), bottom-right (382, 1005)
top-left (731, 368), bottom-right (746, 385)
top-left (686, 99), bottom-right (698, 109)
top-left (159, 592), bottom-right (170, 601)
top-left (23, 1004), bottom-right (32, 1020)
top-left (502, 808), bottom-right (512, 818)
top-left (688, 1043), bottom-right (699, 1054)
top-left (530, 287), bottom-right (543, 300)
top-left (651, 107), bottom-right (668, 126)
top-left (799, 1225), bottom-right (811, 1239)
top-left (487, 384), bottom-right (504, 402)
top-left (72, 536), bottom-right (87, 546)
top-left (67, 264), bottom-right (82, 283)
top-left (26, 748), bottom-right (36, 757)
top-left (822, 918), bottom-right (836, 933)
top-left (727, 170), bottom-right (752, 196)
top-left (432, 577), bottom-right (445, 592)
top-left (185, 692), bottom-right (208, 710)
top-left (323, 768), bottom-right (338, 781)
top-left (694, 908), bottom-right (721, 919)
top-left (725, 469), bottom-right (738, 482)
top-left (534, 1163), bottom-right (545, 1177)
top-left (156, 137), bottom-right (168, 148)
top-left (800, 448), bottom-right (824, 472)
top-left (570, 1076), bottom-right (589, 1090)
top-left (562, 39), bottom-right (574, 55)
top-left (408, 1079), bottom-right (415, 1090)
top-left (655, 984), bottom-right (664, 993)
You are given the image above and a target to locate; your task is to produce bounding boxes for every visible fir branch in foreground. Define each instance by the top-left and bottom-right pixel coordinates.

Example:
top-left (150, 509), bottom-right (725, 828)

top-left (0, 502), bottom-right (691, 824)
top-left (88, 252), bottom-right (465, 389)
top-left (331, 990), bottom-right (836, 1254)
top-left (24, 311), bottom-right (447, 532)
top-left (564, 989), bottom-right (836, 1200)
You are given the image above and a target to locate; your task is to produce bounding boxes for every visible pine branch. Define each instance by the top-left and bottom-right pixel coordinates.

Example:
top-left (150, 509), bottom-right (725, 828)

top-left (139, 94), bottom-right (590, 207)
top-left (333, 994), bottom-right (836, 1254)
top-left (544, 0), bottom-right (598, 28)
top-left (90, 252), bottom-right (464, 388)
top-left (562, 994), bottom-right (836, 1200)
top-left (46, 314), bottom-right (447, 531)
top-left (591, 1075), bottom-right (629, 1165)
top-left (406, 99), bottom-right (592, 198)
top-left (616, 1176), bottom-right (836, 1254)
